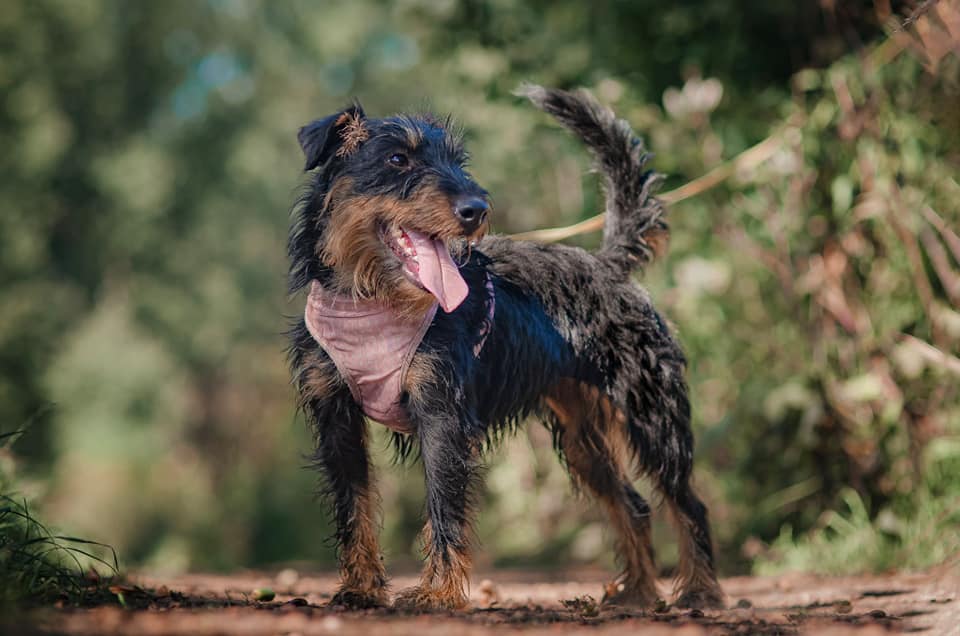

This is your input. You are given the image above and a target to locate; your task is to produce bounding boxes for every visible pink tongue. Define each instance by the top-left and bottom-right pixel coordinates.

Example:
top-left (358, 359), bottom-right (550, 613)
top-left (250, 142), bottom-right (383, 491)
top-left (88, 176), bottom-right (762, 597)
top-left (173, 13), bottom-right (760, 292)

top-left (406, 230), bottom-right (468, 313)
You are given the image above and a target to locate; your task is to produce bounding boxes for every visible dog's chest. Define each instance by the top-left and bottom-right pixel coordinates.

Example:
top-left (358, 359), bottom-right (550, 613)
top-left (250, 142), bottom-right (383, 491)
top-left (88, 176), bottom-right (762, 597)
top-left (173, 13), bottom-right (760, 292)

top-left (304, 281), bottom-right (437, 433)
top-left (304, 276), bottom-right (495, 433)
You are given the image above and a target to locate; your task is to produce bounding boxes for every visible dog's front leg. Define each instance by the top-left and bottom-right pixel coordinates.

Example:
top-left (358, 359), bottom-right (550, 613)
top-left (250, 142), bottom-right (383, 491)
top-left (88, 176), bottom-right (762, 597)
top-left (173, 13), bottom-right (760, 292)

top-left (307, 392), bottom-right (388, 609)
top-left (394, 397), bottom-right (482, 610)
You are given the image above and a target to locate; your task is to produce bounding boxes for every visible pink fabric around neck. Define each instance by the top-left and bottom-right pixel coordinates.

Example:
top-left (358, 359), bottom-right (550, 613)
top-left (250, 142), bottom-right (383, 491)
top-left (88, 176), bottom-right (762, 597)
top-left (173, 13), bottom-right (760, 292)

top-left (305, 277), bottom-right (495, 434)
top-left (304, 281), bottom-right (437, 433)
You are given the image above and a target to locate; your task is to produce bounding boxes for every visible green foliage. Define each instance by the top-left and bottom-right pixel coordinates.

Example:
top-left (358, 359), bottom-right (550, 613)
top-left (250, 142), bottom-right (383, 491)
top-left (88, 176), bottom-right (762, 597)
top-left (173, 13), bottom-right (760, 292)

top-left (0, 0), bottom-right (956, 583)
top-left (759, 395), bottom-right (960, 574)
top-left (677, 50), bottom-right (960, 574)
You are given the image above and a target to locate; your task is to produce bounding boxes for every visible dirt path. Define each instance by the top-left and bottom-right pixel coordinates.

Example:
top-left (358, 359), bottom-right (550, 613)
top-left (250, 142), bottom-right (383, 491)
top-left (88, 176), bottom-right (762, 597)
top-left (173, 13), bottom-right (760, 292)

top-left (18, 566), bottom-right (960, 635)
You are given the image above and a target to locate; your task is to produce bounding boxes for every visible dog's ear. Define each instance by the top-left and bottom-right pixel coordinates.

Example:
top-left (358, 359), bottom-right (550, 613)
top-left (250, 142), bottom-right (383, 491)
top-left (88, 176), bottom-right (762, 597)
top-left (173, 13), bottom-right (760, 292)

top-left (297, 103), bottom-right (367, 171)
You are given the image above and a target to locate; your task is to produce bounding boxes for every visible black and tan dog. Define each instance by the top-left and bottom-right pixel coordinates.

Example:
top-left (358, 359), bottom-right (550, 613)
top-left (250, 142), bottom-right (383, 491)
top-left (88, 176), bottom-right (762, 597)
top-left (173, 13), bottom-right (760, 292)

top-left (287, 85), bottom-right (723, 611)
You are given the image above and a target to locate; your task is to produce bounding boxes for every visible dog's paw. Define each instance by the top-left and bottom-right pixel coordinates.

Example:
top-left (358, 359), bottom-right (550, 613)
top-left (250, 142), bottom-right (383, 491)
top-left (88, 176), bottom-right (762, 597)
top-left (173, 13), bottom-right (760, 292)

top-left (329, 586), bottom-right (389, 609)
top-left (601, 580), bottom-right (660, 608)
top-left (674, 587), bottom-right (725, 610)
top-left (393, 586), bottom-right (468, 611)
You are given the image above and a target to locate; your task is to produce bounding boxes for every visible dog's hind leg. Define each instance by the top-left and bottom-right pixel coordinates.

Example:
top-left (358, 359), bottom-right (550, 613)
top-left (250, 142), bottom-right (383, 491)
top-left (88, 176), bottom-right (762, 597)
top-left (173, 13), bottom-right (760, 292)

top-left (546, 380), bottom-right (660, 607)
top-left (662, 480), bottom-right (724, 609)
top-left (623, 360), bottom-right (725, 610)
top-left (649, 408), bottom-right (724, 609)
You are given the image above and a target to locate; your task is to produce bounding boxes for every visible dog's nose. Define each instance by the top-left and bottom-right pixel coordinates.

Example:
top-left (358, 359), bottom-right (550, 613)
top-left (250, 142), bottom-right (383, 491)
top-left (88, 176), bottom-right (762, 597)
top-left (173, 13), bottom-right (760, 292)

top-left (453, 197), bottom-right (489, 233)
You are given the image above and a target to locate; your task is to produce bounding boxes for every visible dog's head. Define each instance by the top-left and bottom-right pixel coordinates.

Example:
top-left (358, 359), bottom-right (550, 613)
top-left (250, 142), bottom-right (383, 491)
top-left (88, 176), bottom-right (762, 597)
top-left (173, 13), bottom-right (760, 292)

top-left (294, 103), bottom-right (490, 317)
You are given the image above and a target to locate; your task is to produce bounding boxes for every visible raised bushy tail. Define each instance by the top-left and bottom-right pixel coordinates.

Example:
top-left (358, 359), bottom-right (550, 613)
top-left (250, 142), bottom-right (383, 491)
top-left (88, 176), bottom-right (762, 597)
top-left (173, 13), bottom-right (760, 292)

top-left (518, 84), bottom-right (667, 276)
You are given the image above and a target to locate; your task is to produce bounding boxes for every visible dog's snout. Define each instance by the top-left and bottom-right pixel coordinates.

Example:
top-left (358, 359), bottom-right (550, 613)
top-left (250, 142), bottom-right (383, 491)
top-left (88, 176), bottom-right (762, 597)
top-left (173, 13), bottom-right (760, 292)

top-left (453, 197), bottom-right (489, 232)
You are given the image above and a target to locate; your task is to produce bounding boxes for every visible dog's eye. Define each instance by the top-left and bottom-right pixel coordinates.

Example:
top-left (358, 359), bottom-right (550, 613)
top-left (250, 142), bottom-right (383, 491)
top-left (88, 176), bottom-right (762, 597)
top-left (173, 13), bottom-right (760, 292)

top-left (387, 153), bottom-right (409, 168)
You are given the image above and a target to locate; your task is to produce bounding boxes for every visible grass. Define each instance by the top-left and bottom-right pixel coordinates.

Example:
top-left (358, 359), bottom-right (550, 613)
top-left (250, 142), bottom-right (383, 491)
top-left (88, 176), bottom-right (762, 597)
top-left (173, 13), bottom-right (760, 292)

top-left (755, 487), bottom-right (960, 576)
top-left (0, 429), bottom-right (119, 608)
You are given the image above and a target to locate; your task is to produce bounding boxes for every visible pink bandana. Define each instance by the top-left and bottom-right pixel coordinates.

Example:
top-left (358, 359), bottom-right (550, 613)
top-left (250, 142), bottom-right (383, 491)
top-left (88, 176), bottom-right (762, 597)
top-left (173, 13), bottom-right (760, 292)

top-left (305, 281), bottom-right (435, 433)
top-left (304, 278), bottom-right (494, 433)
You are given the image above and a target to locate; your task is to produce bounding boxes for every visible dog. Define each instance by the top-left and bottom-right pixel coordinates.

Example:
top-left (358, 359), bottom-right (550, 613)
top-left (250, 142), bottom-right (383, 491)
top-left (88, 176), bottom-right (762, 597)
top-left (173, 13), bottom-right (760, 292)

top-left (287, 84), bottom-right (724, 611)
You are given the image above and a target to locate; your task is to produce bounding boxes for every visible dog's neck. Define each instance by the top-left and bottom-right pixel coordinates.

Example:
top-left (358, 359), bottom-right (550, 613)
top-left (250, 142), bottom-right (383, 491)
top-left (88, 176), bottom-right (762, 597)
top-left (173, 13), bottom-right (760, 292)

top-left (306, 280), bottom-right (438, 327)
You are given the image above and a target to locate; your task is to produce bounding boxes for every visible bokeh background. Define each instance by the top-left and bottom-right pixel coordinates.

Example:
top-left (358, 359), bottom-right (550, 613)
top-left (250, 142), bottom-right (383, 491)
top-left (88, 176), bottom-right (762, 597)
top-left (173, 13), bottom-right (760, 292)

top-left (2, 0), bottom-right (958, 581)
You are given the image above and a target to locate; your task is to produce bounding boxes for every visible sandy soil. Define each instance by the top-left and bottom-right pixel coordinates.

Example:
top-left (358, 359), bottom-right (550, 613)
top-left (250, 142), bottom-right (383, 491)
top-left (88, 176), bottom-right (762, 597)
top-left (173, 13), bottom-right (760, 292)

top-left (14, 565), bottom-right (960, 636)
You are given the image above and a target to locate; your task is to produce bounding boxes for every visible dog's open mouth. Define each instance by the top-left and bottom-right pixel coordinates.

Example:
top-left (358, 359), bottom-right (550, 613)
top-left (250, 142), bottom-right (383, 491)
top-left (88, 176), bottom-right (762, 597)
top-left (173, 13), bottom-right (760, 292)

top-left (380, 224), bottom-right (468, 313)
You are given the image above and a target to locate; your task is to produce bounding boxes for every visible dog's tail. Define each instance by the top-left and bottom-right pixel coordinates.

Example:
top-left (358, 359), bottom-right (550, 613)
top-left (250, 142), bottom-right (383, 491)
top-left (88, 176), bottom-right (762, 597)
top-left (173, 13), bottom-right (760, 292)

top-left (518, 84), bottom-right (667, 276)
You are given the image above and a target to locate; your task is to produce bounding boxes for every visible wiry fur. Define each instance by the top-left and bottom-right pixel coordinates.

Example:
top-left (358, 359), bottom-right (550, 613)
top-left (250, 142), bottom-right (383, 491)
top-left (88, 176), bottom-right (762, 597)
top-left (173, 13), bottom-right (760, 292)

top-left (287, 85), bottom-right (723, 611)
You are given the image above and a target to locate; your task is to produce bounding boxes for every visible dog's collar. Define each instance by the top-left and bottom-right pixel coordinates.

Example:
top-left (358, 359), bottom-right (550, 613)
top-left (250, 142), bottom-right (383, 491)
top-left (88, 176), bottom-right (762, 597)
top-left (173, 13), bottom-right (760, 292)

top-left (304, 278), bottom-right (494, 433)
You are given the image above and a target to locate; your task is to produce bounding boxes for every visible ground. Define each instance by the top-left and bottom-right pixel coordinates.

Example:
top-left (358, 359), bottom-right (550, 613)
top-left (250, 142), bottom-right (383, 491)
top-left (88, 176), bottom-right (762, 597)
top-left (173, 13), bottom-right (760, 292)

top-left (17, 565), bottom-right (960, 635)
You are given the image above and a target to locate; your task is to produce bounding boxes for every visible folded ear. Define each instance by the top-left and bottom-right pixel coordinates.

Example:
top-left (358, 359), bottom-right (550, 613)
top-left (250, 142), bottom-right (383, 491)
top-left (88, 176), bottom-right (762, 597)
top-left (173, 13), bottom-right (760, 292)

top-left (297, 103), bottom-right (367, 171)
